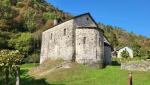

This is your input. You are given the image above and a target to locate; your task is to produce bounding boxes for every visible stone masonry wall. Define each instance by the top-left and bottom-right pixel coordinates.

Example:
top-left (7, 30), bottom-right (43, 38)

top-left (40, 20), bottom-right (75, 63)
top-left (121, 60), bottom-right (150, 71)
top-left (75, 28), bottom-right (104, 68)
top-left (74, 14), bottom-right (104, 68)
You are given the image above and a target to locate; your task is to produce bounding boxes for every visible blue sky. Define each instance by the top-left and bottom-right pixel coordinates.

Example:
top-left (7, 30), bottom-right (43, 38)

top-left (47, 0), bottom-right (150, 37)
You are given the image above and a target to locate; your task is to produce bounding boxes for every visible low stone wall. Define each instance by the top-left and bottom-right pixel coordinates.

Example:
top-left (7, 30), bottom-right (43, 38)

top-left (121, 60), bottom-right (150, 71)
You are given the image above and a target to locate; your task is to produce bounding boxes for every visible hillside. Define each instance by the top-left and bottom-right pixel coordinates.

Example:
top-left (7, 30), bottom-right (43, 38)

top-left (99, 23), bottom-right (150, 58)
top-left (0, 0), bottom-right (150, 63)
top-left (0, 0), bottom-right (72, 63)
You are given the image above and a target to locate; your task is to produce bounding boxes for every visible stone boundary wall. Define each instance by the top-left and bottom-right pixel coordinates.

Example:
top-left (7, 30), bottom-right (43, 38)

top-left (121, 60), bottom-right (150, 71)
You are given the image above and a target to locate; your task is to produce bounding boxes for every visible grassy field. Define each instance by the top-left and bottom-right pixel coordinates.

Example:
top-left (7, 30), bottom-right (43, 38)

top-left (23, 62), bottom-right (150, 85)
top-left (20, 63), bottom-right (51, 85)
top-left (1, 62), bottom-right (150, 85)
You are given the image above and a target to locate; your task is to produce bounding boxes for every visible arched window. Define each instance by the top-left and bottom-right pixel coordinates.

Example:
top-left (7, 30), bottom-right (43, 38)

top-left (86, 17), bottom-right (89, 21)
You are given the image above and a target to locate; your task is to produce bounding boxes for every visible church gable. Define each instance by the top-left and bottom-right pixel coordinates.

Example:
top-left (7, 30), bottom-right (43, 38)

top-left (74, 13), bottom-right (97, 28)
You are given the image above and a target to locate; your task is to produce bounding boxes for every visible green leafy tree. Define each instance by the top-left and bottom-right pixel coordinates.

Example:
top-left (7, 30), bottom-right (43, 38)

top-left (0, 49), bottom-right (22, 85)
top-left (147, 50), bottom-right (150, 59)
top-left (8, 33), bottom-right (34, 56)
top-left (133, 44), bottom-right (141, 57)
top-left (0, 31), bottom-right (11, 49)
top-left (121, 49), bottom-right (130, 58)
top-left (111, 33), bottom-right (118, 48)
top-left (24, 9), bottom-right (37, 32)
top-left (0, 1), bottom-right (12, 31)
top-left (43, 12), bottom-right (59, 20)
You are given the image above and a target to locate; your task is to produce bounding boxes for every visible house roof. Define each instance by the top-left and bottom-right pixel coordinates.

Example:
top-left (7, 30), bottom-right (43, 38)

top-left (116, 46), bottom-right (132, 51)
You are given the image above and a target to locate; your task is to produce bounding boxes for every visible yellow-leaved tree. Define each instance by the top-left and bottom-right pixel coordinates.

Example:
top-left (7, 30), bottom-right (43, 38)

top-left (0, 49), bottom-right (22, 85)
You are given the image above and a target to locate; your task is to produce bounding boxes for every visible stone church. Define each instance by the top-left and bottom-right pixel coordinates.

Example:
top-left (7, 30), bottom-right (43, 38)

top-left (40, 13), bottom-right (111, 68)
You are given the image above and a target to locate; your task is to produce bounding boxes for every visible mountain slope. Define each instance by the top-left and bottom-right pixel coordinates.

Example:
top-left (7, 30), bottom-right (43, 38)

top-left (99, 23), bottom-right (150, 57)
top-left (0, 0), bottom-right (150, 62)
top-left (0, 0), bottom-right (72, 63)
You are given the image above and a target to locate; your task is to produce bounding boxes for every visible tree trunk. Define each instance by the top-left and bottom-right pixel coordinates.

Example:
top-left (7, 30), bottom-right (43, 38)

top-left (16, 65), bottom-right (20, 85)
top-left (5, 68), bottom-right (9, 85)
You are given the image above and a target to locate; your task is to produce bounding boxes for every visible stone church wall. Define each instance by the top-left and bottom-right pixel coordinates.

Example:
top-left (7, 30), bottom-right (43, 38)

top-left (75, 28), bottom-right (104, 68)
top-left (40, 20), bottom-right (75, 63)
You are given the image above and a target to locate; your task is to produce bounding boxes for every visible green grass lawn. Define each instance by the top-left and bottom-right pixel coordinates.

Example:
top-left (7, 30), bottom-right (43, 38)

top-left (25, 62), bottom-right (150, 85)
top-left (1, 62), bottom-right (150, 85)
top-left (20, 63), bottom-right (51, 85)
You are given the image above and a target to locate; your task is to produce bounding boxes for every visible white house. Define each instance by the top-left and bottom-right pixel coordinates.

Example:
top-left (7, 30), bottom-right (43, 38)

top-left (113, 46), bottom-right (133, 58)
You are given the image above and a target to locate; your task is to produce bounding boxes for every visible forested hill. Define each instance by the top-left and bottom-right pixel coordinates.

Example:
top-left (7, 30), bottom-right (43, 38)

top-left (0, 0), bottom-right (72, 63)
top-left (0, 0), bottom-right (150, 63)
top-left (99, 23), bottom-right (150, 57)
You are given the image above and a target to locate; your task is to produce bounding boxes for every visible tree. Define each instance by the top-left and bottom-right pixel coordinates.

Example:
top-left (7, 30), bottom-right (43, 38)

top-left (8, 32), bottom-right (34, 56)
top-left (111, 33), bottom-right (118, 48)
top-left (43, 12), bottom-right (59, 20)
top-left (23, 9), bottom-right (37, 32)
top-left (0, 31), bottom-right (10, 49)
top-left (0, 49), bottom-right (22, 85)
top-left (132, 44), bottom-right (141, 57)
top-left (147, 50), bottom-right (150, 59)
top-left (121, 49), bottom-right (130, 58)
top-left (10, 0), bottom-right (17, 5)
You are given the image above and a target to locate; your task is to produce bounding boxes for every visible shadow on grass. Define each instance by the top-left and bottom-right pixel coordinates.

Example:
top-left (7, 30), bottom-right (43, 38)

top-left (111, 61), bottom-right (121, 66)
top-left (20, 69), bottom-right (65, 85)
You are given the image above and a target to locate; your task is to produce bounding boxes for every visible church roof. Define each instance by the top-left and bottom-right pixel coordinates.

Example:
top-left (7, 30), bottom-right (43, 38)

top-left (48, 12), bottom-right (104, 32)
top-left (73, 13), bottom-right (98, 27)
top-left (104, 36), bottom-right (110, 45)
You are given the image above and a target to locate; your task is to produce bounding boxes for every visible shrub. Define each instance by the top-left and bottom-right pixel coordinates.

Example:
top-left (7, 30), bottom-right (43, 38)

top-left (0, 49), bottom-right (22, 85)
top-left (8, 32), bottom-right (34, 55)
top-left (24, 51), bottom-right (40, 63)
top-left (121, 50), bottom-right (130, 58)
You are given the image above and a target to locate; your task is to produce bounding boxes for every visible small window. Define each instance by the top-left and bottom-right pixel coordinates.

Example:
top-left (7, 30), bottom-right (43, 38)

top-left (86, 17), bottom-right (89, 21)
top-left (64, 29), bottom-right (66, 36)
top-left (83, 37), bottom-right (86, 44)
top-left (51, 33), bottom-right (52, 40)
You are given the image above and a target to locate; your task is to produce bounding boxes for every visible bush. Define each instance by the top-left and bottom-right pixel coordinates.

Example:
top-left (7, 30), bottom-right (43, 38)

top-left (8, 32), bottom-right (34, 55)
top-left (24, 51), bottom-right (40, 63)
top-left (121, 50), bottom-right (130, 58)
